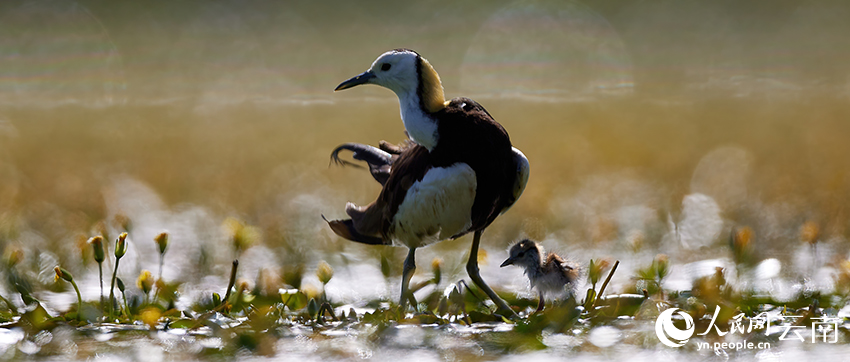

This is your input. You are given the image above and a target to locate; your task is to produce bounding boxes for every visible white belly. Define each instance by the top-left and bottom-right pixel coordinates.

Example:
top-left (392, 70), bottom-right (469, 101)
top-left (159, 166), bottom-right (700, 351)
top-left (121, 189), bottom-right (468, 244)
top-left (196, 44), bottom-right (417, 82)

top-left (532, 271), bottom-right (572, 298)
top-left (391, 163), bottom-right (477, 248)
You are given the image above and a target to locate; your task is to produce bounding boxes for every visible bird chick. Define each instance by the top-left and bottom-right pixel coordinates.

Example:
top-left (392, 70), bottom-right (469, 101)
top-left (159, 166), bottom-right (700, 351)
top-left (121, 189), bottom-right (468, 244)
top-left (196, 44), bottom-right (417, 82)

top-left (500, 239), bottom-right (578, 312)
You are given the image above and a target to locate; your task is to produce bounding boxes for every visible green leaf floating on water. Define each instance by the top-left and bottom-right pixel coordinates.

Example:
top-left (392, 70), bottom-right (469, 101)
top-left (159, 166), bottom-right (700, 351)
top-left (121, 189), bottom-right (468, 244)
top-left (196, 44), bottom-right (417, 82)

top-left (20, 303), bottom-right (53, 333)
top-left (168, 319), bottom-right (197, 329)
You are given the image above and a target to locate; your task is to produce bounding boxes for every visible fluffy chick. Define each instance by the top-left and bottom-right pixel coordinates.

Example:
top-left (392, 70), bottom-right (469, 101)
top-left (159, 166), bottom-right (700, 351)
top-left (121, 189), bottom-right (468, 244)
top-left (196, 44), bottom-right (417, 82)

top-left (501, 239), bottom-right (578, 312)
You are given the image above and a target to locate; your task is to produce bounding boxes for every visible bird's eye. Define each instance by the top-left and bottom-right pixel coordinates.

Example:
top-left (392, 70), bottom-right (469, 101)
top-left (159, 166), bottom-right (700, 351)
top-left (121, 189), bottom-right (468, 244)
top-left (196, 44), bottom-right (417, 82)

top-left (381, 63), bottom-right (391, 71)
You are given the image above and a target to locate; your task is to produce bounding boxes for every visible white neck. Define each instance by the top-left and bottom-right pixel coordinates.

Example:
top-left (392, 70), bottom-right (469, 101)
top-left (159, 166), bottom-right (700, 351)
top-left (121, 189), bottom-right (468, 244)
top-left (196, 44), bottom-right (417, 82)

top-left (396, 89), bottom-right (439, 151)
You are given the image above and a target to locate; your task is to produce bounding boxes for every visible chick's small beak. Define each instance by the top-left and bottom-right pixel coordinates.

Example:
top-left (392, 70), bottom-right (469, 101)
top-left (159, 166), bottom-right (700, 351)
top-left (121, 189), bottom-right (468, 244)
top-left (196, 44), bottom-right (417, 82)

top-left (335, 71), bottom-right (376, 91)
top-left (500, 257), bottom-right (515, 268)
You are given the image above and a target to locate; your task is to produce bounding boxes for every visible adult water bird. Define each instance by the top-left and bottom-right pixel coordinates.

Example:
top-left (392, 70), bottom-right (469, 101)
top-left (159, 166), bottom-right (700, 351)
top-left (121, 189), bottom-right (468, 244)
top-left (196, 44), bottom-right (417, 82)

top-left (500, 239), bottom-right (579, 312)
top-left (325, 49), bottom-right (529, 315)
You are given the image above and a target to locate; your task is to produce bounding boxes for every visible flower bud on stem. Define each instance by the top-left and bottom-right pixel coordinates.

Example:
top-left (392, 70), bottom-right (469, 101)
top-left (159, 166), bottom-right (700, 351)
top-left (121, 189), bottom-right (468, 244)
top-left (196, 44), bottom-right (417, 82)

top-left (108, 232), bottom-right (128, 319)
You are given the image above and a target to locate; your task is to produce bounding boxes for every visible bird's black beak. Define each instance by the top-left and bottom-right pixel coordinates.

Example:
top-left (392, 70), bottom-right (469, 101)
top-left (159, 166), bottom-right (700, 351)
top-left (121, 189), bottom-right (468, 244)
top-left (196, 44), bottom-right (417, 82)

top-left (500, 257), bottom-right (515, 268)
top-left (335, 71), bottom-right (376, 91)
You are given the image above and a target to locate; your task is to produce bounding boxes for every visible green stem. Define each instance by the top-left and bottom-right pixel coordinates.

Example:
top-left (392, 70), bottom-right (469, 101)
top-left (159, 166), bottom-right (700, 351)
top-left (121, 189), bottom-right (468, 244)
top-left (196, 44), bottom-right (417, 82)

top-left (158, 254), bottom-right (164, 282)
top-left (121, 290), bottom-right (130, 317)
top-left (70, 279), bottom-right (82, 322)
top-left (98, 262), bottom-right (104, 311)
top-left (154, 254), bottom-right (165, 303)
top-left (592, 260), bottom-right (620, 310)
top-left (108, 259), bottom-right (121, 318)
top-left (222, 260), bottom-right (238, 306)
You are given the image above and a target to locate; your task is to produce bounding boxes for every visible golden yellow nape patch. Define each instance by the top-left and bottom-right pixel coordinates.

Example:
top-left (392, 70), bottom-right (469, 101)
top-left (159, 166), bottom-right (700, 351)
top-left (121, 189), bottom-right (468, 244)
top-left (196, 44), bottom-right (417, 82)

top-left (419, 57), bottom-right (446, 113)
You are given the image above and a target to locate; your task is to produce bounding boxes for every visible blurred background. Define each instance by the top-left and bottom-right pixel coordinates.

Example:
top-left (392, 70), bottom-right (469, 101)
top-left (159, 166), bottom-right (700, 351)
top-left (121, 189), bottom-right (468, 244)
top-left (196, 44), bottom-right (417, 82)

top-left (0, 0), bottom-right (849, 308)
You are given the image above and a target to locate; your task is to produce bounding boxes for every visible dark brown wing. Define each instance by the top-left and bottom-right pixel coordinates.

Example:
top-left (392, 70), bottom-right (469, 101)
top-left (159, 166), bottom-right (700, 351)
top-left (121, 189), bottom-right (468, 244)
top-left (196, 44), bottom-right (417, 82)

top-left (326, 145), bottom-right (432, 244)
top-left (433, 97), bottom-right (515, 236)
top-left (544, 253), bottom-right (579, 285)
top-left (324, 216), bottom-right (385, 245)
top-left (379, 140), bottom-right (409, 155)
top-left (376, 145), bottom-right (432, 239)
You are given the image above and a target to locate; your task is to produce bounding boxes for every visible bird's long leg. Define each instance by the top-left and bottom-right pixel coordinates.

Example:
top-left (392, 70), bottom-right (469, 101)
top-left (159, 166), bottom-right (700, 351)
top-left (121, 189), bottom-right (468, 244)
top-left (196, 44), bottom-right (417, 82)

top-left (466, 230), bottom-right (518, 318)
top-left (536, 291), bottom-right (545, 313)
top-left (399, 247), bottom-right (417, 310)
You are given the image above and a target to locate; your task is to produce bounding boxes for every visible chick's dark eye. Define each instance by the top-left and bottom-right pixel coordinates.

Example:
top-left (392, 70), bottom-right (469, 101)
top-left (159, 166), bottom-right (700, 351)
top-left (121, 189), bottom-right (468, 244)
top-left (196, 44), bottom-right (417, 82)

top-left (381, 63), bottom-right (391, 71)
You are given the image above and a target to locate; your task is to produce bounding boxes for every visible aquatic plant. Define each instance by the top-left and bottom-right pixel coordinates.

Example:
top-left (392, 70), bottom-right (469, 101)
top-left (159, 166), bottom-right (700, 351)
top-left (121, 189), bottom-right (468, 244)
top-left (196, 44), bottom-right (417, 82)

top-left (154, 232), bottom-right (169, 280)
top-left (108, 232), bottom-right (128, 318)
top-left (53, 266), bottom-right (81, 321)
top-left (87, 236), bottom-right (105, 309)
top-left (0, 209), bottom-right (848, 360)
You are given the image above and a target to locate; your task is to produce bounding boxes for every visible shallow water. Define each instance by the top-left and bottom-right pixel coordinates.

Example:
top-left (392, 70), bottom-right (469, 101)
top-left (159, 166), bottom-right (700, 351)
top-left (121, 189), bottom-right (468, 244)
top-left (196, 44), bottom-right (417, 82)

top-left (1, 0), bottom-right (850, 360)
top-left (1, 315), bottom-right (850, 361)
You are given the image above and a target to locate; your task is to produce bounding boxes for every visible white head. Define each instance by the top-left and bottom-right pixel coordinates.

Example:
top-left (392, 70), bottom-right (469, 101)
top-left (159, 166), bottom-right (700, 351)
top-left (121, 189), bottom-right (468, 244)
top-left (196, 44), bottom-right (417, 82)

top-left (336, 49), bottom-right (419, 94)
top-left (335, 49), bottom-right (446, 114)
